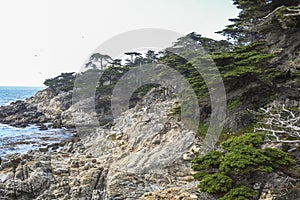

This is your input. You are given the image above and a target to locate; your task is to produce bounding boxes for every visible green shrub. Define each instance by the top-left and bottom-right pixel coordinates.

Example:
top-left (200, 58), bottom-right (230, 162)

top-left (220, 145), bottom-right (272, 174)
top-left (263, 147), bottom-right (295, 169)
top-left (199, 173), bottom-right (233, 193)
top-left (219, 186), bottom-right (256, 200)
top-left (192, 151), bottom-right (225, 171)
top-left (192, 133), bottom-right (297, 199)
top-left (221, 133), bottom-right (264, 151)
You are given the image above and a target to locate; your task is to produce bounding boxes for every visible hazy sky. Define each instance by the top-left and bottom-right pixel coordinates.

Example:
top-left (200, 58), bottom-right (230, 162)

top-left (0, 0), bottom-right (239, 86)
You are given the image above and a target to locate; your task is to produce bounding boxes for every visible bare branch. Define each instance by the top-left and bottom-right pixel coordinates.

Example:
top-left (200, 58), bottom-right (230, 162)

top-left (284, 13), bottom-right (300, 17)
top-left (260, 5), bottom-right (300, 26)
top-left (254, 102), bottom-right (300, 143)
top-left (262, 6), bottom-right (286, 20)
top-left (284, 6), bottom-right (300, 17)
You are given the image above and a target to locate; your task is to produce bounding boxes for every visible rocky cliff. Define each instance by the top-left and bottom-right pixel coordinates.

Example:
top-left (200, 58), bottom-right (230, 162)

top-left (0, 14), bottom-right (299, 198)
top-left (0, 92), bottom-right (200, 199)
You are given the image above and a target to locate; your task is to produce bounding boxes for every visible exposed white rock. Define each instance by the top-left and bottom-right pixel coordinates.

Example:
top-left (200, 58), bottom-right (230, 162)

top-left (0, 97), bottom-right (200, 199)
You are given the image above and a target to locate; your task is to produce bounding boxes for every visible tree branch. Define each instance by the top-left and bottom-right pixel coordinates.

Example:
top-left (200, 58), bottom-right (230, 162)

top-left (254, 103), bottom-right (300, 143)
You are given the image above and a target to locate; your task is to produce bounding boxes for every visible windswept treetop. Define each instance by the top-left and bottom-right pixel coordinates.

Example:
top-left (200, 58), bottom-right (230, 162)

top-left (88, 53), bottom-right (112, 70)
top-left (218, 0), bottom-right (300, 45)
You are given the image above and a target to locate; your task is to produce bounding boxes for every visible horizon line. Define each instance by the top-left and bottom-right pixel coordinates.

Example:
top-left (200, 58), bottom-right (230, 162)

top-left (0, 85), bottom-right (46, 88)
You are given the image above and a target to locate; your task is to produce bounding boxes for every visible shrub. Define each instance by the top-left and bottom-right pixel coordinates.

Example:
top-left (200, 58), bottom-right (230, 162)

top-left (219, 186), bottom-right (256, 200)
top-left (199, 173), bottom-right (233, 193)
top-left (192, 133), bottom-right (297, 199)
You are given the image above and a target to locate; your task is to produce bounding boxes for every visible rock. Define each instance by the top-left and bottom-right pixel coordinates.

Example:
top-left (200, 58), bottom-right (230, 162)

top-left (0, 98), bottom-right (200, 199)
top-left (0, 87), bottom-right (80, 128)
top-left (140, 186), bottom-right (198, 200)
top-left (38, 124), bottom-right (48, 130)
top-left (39, 147), bottom-right (49, 152)
top-left (0, 173), bottom-right (10, 183)
top-left (0, 159), bottom-right (12, 169)
top-left (182, 152), bottom-right (193, 161)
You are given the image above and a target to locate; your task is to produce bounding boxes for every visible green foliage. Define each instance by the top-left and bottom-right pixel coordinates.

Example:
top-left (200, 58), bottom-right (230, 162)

top-left (73, 69), bottom-right (101, 97)
top-left (192, 133), bottom-right (296, 199)
top-left (192, 151), bottom-right (225, 171)
top-left (221, 133), bottom-right (264, 151)
top-left (192, 170), bottom-right (208, 181)
top-left (160, 33), bottom-right (234, 102)
top-left (96, 84), bottom-right (114, 95)
top-left (145, 50), bottom-right (158, 63)
top-left (199, 173), bottom-right (233, 193)
top-left (211, 41), bottom-right (274, 80)
top-left (219, 0), bottom-right (298, 44)
top-left (160, 36), bottom-right (277, 150)
top-left (219, 186), bottom-right (256, 200)
top-left (197, 121), bottom-right (209, 137)
top-left (263, 147), bottom-right (295, 169)
top-left (44, 72), bottom-right (75, 93)
top-left (89, 53), bottom-right (112, 70)
top-left (171, 32), bottom-right (233, 53)
top-left (228, 98), bottom-right (241, 110)
top-left (220, 145), bottom-right (272, 174)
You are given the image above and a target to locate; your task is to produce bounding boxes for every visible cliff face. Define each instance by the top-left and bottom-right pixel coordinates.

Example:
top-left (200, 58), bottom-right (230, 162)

top-left (0, 93), bottom-right (200, 199)
top-left (87, 98), bottom-right (199, 199)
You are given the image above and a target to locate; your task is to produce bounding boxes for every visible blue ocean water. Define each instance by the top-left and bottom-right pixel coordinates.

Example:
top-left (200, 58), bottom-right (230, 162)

top-left (0, 86), bottom-right (72, 157)
top-left (0, 86), bottom-right (44, 106)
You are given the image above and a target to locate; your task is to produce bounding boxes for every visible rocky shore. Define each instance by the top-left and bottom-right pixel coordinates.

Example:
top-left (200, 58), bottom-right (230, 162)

top-left (0, 74), bottom-right (299, 199)
top-left (0, 80), bottom-right (298, 199)
top-left (0, 87), bottom-right (201, 199)
top-left (0, 87), bottom-right (77, 129)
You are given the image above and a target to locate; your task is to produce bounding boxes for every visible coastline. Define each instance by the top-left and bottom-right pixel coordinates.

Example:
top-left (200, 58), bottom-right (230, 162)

top-left (0, 86), bottom-right (200, 199)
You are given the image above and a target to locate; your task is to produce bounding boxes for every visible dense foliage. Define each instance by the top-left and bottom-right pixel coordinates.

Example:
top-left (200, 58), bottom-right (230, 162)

top-left (192, 133), bottom-right (296, 199)
top-left (211, 41), bottom-right (274, 80)
top-left (218, 0), bottom-right (299, 45)
top-left (44, 72), bottom-right (75, 93)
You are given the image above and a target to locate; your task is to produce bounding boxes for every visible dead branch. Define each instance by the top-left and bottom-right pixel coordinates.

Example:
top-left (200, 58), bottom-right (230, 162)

top-left (262, 6), bottom-right (286, 20)
top-left (260, 5), bottom-right (300, 23)
top-left (284, 7), bottom-right (300, 17)
top-left (254, 103), bottom-right (300, 143)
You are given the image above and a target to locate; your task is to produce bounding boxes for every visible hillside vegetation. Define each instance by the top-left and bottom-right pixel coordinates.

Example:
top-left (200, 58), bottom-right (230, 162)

top-left (30, 0), bottom-right (300, 199)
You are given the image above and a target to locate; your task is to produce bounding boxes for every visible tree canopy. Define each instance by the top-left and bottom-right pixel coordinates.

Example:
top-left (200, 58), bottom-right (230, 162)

top-left (218, 0), bottom-right (300, 45)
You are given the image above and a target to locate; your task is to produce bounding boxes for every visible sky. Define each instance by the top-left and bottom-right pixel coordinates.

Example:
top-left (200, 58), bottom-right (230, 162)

top-left (0, 0), bottom-right (239, 86)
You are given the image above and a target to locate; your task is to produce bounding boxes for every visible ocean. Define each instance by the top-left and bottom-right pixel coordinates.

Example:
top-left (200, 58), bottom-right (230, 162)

top-left (0, 86), bottom-right (72, 157)
top-left (0, 86), bottom-right (43, 106)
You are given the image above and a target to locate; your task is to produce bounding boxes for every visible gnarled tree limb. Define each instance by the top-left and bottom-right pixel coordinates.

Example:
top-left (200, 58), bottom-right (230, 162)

top-left (254, 103), bottom-right (300, 143)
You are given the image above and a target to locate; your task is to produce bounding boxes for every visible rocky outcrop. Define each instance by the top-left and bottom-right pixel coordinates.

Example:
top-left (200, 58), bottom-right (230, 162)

top-left (0, 97), bottom-right (200, 199)
top-left (0, 88), bottom-right (72, 128)
top-left (89, 99), bottom-right (199, 199)
top-left (0, 87), bottom-right (112, 129)
top-left (0, 99), bottom-right (43, 128)
top-left (0, 138), bottom-right (103, 199)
